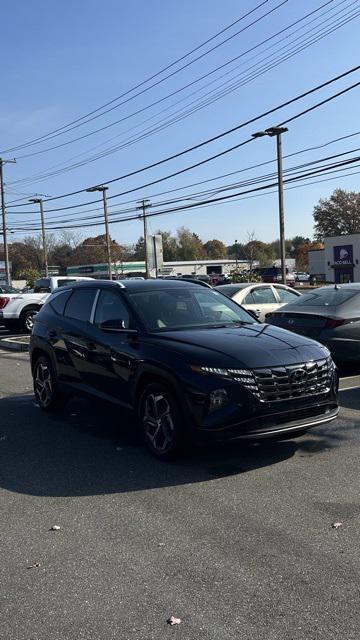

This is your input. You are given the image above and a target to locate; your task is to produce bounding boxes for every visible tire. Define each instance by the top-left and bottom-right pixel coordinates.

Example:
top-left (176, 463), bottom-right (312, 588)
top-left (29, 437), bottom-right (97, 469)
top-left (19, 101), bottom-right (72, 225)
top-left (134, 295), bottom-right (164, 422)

top-left (33, 354), bottom-right (64, 412)
top-left (20, 308), bottom-right (39, 334)
top-left (138, 382), bottom-right (184, 459)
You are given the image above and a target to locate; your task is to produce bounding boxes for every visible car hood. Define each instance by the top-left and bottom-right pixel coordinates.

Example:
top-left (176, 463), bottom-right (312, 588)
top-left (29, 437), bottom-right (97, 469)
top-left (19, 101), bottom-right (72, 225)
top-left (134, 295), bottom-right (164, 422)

top-left (154, 323), bottom-right (328, 368)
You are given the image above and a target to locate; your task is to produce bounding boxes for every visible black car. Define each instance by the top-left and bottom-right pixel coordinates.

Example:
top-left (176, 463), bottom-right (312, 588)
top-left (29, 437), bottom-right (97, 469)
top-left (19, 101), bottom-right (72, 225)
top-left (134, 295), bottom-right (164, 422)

top-left (30, 280), bottom-right (338, 458)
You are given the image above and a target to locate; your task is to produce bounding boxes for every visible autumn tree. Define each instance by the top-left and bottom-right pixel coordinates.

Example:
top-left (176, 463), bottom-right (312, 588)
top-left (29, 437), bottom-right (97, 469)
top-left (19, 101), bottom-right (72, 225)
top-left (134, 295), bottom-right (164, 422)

top-left (313, 189), bottom-right (360, 239)
top-left (176, 227), bottom-right (207, 260)
top-left (70, 234), bottom-right (127, 265)
top-left (203, 239), bottom-right (228, 259)
top-left (296, 241), bottom-right (324, 271)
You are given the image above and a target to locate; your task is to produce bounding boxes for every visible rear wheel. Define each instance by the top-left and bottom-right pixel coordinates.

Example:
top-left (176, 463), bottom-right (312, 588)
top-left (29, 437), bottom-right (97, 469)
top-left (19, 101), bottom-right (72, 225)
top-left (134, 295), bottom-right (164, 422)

top-left (139, 382), bottom-right (184, 459)
top-left (33, 355), bottom-right (63, 411)
top-left (20, 308), bottom-right (39, 334)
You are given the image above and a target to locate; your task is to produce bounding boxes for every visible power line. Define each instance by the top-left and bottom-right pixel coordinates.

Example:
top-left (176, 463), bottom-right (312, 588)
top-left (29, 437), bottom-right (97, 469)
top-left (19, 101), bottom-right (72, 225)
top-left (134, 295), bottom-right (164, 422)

top-left (0, 0), bottom-right (278, 153)
top-left (10, 0), bottom-right (357, 187)
top-left (7, 63), bottom-right (360, 210)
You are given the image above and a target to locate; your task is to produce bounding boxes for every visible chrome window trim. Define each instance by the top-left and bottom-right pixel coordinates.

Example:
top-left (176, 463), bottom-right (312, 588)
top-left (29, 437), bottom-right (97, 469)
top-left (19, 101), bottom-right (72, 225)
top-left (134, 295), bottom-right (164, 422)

top-left (90, 289), bottom-right (101, 324)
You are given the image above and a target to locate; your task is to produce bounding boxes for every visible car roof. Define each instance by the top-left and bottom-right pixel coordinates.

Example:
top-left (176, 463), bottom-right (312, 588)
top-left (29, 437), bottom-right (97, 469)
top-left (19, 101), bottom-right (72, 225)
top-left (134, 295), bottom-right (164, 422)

top-left (60, 278), bottom-right (207, 292)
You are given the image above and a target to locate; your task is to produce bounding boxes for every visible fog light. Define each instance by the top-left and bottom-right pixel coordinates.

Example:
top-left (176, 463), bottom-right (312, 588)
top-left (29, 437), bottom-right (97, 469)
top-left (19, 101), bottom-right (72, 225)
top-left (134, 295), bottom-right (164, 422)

top-left (209, 388), bottom-right (228, 413)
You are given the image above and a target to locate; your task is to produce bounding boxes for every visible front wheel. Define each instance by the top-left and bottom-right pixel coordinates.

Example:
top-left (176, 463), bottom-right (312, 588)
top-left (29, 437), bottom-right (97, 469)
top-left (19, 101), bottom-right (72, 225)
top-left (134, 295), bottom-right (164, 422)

top-left (33, 355), bottom-right (63, 411)
top-left (138, 383), bottom-right (184, 459)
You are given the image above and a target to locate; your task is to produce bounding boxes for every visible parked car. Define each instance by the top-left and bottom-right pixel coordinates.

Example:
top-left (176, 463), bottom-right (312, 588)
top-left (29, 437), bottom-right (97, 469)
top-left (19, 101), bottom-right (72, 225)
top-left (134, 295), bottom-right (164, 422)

top-left (215, 283), bottom-right (301, 321)
top-left (0, 276), bottom-right (94, 333)
top-left (30, 279), bottom-right (338, 458)
top-left (262, 267), bottom-right (296, 286)
top-left (0, 284), bottom-right (21, 294)
top-left (295, 271), bottom-right (310, 283)
top-left (266, 283), bottom-right (360, 363)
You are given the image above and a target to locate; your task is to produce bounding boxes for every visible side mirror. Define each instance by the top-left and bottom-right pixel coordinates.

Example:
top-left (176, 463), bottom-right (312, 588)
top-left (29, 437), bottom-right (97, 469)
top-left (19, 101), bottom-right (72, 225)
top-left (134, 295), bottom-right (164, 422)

top-left (247, 309), bottom-right (261, 321)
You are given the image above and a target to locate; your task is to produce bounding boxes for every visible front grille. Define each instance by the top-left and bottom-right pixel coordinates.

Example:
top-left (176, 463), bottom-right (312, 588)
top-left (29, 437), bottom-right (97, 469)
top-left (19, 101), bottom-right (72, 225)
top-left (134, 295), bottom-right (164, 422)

top-left (232, 358), bottom-right (334, 402)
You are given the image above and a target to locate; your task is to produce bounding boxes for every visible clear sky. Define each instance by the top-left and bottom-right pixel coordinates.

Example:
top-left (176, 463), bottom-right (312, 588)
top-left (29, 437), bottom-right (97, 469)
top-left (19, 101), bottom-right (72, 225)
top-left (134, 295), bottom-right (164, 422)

top-left (1, 0), bottom-right (360, 247)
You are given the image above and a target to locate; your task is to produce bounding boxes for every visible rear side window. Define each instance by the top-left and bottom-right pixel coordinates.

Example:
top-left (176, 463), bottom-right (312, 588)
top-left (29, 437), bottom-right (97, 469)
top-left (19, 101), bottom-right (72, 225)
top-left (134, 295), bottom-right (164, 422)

top-left (245, 287), bottom-right (277, 304)
top-left (64, 288), bottom-right (96, 322)
top-left (49, 290), bottom-right (71, 315)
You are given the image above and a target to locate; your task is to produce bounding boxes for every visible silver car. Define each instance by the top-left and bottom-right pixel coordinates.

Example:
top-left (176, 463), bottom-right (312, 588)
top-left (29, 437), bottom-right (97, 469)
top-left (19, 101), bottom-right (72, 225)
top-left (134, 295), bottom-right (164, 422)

top-left (266, 283), bottom-right (360, 362)
top-left (215, 283), bottom-right (301, 321)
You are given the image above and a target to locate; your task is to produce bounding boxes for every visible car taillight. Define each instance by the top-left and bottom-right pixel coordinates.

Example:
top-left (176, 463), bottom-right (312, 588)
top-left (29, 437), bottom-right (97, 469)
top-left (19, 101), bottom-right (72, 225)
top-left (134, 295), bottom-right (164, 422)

top-left (324, 317), bottom-right (346, 329)
top-left (0, 296), bottom-right (10, 309)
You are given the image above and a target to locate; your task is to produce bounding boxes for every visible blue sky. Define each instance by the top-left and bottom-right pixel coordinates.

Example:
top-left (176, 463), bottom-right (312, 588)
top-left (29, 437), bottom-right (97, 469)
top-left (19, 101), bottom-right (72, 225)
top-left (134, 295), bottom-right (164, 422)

top-left (1, 0), bottom-right (360, 247)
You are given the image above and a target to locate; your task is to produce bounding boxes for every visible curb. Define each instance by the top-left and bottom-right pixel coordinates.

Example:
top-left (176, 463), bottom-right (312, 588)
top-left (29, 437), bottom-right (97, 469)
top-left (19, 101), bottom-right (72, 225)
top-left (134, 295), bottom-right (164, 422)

top-left (0, 337), bottom-right (30, 352)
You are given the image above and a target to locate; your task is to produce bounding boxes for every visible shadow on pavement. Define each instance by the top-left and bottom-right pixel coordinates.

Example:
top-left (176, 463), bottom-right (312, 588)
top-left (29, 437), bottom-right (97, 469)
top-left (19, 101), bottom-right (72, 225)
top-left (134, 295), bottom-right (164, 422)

top-left (0, 393), bottom-right (308, 498)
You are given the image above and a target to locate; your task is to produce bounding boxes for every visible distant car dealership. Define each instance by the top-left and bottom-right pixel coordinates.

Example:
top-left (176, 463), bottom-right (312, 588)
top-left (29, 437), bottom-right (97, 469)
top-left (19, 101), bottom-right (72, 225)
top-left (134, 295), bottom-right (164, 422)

top-left (308, 233), bottom-right (360, 283)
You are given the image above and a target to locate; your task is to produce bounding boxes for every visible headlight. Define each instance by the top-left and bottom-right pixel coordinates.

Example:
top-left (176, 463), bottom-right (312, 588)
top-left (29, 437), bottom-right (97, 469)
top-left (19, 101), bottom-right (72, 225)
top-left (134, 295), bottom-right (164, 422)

top-left (191, 365), bottom-right (260, 398)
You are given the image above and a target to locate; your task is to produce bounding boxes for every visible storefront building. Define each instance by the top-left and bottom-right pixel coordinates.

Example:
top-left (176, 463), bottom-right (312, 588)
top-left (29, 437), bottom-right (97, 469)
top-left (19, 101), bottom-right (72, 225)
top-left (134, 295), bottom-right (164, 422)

top-left (308, 233), bottom-right (360, 283)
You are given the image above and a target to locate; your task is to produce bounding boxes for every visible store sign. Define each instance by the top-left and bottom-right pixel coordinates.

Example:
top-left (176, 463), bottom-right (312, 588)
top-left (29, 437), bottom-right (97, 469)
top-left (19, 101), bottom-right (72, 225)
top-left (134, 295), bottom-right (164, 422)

top-left (333, 245), bottom-right (353, 265)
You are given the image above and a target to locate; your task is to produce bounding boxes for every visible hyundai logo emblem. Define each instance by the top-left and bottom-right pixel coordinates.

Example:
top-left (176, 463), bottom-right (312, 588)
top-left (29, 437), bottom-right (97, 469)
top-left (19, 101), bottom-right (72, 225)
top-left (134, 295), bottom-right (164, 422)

top-left (290, 368), bottom-right (307, 383)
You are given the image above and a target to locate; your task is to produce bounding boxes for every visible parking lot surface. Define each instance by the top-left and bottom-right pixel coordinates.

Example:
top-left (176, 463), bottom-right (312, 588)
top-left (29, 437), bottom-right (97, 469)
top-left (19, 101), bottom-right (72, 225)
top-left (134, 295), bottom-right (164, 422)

top-left (0, 349), bottom-right (359, 640)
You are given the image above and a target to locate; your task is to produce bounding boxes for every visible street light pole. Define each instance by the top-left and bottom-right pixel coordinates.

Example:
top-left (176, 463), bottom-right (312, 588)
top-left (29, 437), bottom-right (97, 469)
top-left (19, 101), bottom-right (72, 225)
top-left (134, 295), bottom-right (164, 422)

top-left (0, 157), bottom-right (16, 285)
top-left (235, 239), bottom-right (238, 270)
top-left (252, 126), bottom-right (288, 285)
top-left (86, 185), bottom-right (112, 280)
top-left (29, 198), bottom-right (48, 277)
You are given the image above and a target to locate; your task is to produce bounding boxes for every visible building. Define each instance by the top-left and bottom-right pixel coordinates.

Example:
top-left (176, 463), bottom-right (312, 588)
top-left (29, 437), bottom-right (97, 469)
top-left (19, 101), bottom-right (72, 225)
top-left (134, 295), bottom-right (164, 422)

top-left (308, 233), bottom-right (360, 283)
top-left (67, 258), bottom-right (256, 279)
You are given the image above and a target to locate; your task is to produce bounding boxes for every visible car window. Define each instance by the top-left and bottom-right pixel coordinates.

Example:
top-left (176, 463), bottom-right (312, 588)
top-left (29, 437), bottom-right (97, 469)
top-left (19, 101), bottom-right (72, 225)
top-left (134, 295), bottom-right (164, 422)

top-left (94, 289), bottom-right (130, 329)
top-left (287, 288), bottom-right (357, 306)
top-left (49, 290), bottom-right (72, 315)
top-left (215, 285), bottom-right (247, 296)
top-left (64, 288), bottom-right (96, 322)
top-left (129, 287), bottom-right (255, 331)
top-left (246, 287), bottom-right (277, 304)
top-left (275, 287), bottom-right (300, 303)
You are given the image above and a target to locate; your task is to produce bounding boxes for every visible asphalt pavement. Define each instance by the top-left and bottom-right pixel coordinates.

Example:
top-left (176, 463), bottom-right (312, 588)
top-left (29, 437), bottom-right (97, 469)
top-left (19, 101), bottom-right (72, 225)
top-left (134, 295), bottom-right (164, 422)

top-left (0, 349), bottom-right (359, 640)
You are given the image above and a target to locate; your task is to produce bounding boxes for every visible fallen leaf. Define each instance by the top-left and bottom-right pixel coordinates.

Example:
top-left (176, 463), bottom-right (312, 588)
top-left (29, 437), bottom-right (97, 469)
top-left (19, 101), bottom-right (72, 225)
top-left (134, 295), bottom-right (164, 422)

top-left (27, 562), bottom-right (41, 569)
top-left (332, 522), bottom-right (343, 529)
top-left (167, 616), bottom-right (182, 626)
top-left (50, 525), bottom-right (61, 531)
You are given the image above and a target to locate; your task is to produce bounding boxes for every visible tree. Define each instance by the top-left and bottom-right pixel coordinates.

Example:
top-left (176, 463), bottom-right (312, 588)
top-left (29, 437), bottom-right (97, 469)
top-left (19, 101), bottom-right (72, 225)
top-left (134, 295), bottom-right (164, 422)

top-left (204, 239), bottom-right (228, 259)
top-left (176, 227), bottom-right (207, 260)
top-left (313, 189), bottom-right (360, 239)
top-left (70, 235), bottom-right (126, 265)
top-left (296, 241), bottom-right (324, 271)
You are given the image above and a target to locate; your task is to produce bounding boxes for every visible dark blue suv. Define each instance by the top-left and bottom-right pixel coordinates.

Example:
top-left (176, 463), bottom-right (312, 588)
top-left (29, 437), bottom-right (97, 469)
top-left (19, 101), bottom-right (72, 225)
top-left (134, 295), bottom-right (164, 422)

top-left (30, 280), bottom-right (338, 458)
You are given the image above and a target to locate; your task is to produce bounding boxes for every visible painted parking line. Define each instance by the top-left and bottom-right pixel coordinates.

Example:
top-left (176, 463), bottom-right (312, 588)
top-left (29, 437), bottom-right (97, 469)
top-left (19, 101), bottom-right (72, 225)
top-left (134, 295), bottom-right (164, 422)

top-left (339, 375), bottom-right (360, 391)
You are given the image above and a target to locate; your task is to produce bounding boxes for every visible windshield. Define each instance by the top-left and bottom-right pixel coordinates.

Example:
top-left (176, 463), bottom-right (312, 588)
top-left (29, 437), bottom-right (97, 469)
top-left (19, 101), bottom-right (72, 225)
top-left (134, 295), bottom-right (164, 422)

top-left (129, 287), bottom-right (256, 331)
top-left (286, 288), bottom-right (357, 306)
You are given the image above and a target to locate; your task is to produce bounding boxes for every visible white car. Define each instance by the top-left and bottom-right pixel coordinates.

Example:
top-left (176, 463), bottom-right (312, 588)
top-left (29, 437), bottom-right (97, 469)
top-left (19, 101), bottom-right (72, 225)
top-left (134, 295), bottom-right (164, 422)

top-left (215, 282), bottom-right (302, 321)
top-left (0, 276), bottom-right (94, 333)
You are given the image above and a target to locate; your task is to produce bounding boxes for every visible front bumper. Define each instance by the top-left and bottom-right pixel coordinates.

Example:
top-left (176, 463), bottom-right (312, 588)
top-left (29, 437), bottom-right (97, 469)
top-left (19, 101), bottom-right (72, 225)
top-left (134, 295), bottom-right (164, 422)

top-left (194, 402), bottom-right (338, 441)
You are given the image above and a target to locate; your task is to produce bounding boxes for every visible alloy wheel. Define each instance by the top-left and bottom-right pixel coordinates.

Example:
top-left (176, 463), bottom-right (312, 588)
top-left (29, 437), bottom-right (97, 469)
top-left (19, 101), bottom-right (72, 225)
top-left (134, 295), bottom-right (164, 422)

top-left (143, 392), bottom-right (175, 453)
top-left (34, 361), bottom-right (53, 408)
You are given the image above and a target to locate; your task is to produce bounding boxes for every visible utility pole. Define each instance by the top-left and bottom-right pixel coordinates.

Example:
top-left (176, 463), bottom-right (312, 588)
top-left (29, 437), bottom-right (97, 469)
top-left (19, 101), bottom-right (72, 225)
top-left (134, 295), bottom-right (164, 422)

top-left (137, 199), bottom-right (151, 278)
top-left (0, 158), bottom-right (16, 285)
top-left (29, 198), bottom-right (48, 277)
top-left (86, 185), bottom-right (112, 280)
top-left (252, 126), bottom-right (288, 285)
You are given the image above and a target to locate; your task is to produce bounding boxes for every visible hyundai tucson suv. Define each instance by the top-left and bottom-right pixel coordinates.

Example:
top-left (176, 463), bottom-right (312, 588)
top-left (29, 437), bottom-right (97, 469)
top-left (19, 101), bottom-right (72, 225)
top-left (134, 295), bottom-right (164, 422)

top-left (30, 280), bottom-right (338, 458)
